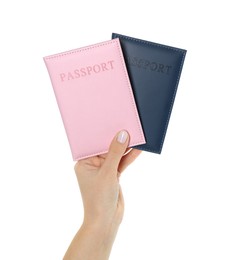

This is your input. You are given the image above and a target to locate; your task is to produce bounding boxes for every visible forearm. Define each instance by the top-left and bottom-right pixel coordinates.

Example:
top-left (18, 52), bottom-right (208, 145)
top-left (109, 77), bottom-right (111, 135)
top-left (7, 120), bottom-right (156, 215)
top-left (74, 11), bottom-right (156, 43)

top-left (63, 222), bottom-right (119, 260)
top-left (64, 130), bottom-right (132, 259)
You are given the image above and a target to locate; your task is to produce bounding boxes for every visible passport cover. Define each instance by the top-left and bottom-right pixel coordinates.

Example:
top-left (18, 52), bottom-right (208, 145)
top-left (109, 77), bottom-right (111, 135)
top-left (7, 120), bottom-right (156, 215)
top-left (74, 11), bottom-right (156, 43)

top-left (44, 39), bottom-right (145, 161)
top-left (112, 33), bottom-right (187, 154)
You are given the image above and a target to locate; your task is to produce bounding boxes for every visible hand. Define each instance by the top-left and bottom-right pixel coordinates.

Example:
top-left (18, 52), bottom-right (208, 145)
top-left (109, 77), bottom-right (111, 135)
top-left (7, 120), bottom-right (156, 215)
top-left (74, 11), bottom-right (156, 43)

top-left (63, 130), bottom-right (142, 260)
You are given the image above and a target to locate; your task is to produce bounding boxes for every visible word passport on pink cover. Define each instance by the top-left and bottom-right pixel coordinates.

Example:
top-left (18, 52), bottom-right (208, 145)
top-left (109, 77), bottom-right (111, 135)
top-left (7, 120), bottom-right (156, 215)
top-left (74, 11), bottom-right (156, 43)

top-left (44, 39), bottom-right (145, 161)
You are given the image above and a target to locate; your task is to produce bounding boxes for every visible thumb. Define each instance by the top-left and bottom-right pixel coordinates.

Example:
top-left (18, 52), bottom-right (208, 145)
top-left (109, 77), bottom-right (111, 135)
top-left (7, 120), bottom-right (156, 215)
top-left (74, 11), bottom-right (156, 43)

top-left (103, 130), bottom-right (129, 171)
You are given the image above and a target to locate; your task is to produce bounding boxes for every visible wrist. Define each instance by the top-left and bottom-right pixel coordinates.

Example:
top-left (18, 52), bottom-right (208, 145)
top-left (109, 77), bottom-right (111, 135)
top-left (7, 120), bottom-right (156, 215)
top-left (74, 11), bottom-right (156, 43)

top-left (82, 217), bottom-right (120, 241)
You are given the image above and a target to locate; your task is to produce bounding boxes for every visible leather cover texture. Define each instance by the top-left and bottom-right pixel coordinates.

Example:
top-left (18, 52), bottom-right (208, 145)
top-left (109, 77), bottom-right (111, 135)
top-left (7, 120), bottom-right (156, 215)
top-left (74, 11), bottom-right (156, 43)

top-left (44, 39), bottom-right (145, 161)
top-left (112, 33), bottom-right (187, 154)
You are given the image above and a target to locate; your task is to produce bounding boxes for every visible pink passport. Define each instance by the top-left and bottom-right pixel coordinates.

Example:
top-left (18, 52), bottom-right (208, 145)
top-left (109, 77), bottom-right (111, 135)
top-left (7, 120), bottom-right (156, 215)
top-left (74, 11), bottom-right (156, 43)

top-left (44, 39), bottom-right (145, 161)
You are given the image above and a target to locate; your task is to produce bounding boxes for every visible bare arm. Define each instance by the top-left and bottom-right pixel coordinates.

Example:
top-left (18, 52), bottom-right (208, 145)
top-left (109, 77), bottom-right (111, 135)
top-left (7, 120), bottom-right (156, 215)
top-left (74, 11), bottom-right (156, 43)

top-left (63, 130), bottom-right (142, 260)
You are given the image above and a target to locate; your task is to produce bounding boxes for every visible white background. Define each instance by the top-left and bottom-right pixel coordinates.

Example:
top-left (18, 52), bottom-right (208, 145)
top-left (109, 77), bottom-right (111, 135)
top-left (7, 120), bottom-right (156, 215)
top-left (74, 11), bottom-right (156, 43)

top-left (0, 0), bottom-right (231, 259)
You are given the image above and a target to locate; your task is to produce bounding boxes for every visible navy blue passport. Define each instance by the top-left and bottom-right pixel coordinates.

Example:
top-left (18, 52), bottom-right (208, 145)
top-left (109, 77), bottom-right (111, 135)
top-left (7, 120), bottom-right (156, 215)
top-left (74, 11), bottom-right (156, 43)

top-left (112, 33), bottom-right (187, 154)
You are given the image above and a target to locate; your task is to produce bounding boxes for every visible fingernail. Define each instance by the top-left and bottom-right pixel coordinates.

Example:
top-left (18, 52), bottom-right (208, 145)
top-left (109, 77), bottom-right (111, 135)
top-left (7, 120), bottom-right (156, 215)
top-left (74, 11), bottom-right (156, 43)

top-left (117, 130), bottom-right (128, 144)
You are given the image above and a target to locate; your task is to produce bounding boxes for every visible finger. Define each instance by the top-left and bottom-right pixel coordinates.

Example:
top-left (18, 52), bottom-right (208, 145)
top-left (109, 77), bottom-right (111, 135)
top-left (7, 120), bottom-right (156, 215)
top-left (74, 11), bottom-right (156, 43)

top-left (118, 149), bottom-right (142, 174)
top-left (102, 130), bottom-right (129, 172)
top-left (99, 147), bottom-right (132, 160)
top-left (123, 148), bottom-right (133, 156)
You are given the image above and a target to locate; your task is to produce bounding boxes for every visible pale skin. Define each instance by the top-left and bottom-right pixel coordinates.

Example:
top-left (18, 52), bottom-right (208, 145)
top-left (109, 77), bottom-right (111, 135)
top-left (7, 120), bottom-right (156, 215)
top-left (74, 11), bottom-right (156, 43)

top-left (63, 130), bottom-right (142, 260)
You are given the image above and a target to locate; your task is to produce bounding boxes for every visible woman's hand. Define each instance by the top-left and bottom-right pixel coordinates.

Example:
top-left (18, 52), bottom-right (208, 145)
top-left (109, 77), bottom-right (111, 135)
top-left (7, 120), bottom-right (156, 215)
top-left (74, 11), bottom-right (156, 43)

top-left (63, 130), bottom-right (142, 260)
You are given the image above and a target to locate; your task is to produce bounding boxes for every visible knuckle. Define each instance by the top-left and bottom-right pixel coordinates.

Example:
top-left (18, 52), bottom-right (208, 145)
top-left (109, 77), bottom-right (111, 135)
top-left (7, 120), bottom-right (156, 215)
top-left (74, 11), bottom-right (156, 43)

top-left (74, 161), bottom-right (78, 171)
top-left (109, 145), bottom-right (121, 157)
top-left (74, 161), bottom-right (82, 173)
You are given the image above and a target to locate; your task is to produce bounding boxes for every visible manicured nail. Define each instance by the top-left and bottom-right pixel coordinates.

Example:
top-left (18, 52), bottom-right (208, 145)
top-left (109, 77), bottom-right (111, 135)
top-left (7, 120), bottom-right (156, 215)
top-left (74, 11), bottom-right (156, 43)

top-left (117, 130), bottom-right (128, 144)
